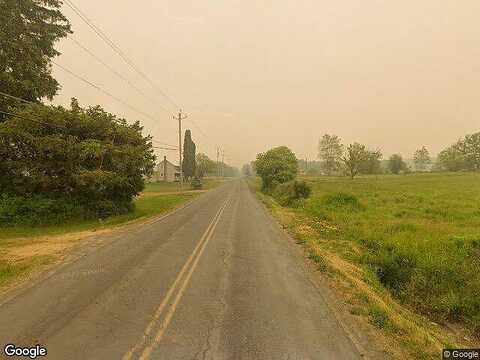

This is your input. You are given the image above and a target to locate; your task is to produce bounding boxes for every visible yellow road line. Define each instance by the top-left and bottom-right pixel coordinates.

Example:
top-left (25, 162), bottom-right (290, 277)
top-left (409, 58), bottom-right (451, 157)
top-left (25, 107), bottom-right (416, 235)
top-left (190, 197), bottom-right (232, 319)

top-left (139, 199), bottom-right (228, 359)
top-left (123, 199), bottom-right (229, 360)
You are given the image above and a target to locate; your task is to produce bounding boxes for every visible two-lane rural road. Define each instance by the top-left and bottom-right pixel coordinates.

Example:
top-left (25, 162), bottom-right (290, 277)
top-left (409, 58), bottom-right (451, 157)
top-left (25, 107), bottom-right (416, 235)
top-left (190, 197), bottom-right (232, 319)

top-left (0, 180), bottom-right (362, 359)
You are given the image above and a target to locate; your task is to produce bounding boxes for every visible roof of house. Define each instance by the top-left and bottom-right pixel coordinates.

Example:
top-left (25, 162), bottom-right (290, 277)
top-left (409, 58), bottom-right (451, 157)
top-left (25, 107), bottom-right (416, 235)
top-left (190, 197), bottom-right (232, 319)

top-left (159, 158), bottom-right (180, 169)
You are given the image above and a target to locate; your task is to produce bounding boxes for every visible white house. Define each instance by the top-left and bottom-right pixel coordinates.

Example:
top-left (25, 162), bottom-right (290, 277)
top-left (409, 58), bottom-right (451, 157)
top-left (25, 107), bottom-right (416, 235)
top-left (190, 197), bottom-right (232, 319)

top-left (155, 156), bottom-right (181, 182)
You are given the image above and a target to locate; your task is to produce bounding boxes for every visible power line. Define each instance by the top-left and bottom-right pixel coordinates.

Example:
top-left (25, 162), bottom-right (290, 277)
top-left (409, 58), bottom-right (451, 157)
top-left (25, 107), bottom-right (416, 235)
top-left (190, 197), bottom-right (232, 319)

top-left (0, 91), bottom-right (34, 105)
top-left (67, 36), bottom-right (172, 115)
top-left (52, 60), bottom-right (159, 123)
top-left (152, 146), bottom-right (178, 151)
top-left (185, 118), bottom-right (210, 141)
top-left (64, 0), bottom-right (181, 112)
top-left (151, 139), bottom-right (177, 148)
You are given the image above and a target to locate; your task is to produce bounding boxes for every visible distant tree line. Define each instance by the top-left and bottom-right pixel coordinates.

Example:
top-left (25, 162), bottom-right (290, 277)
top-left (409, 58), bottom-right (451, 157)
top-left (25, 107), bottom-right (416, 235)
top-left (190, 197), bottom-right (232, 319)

top-left (312, 132), bottom-right (480, 178)
top-left (195, 153), bottom-right (238, 178)
top-left (435, 132), bottom-right (480, 172)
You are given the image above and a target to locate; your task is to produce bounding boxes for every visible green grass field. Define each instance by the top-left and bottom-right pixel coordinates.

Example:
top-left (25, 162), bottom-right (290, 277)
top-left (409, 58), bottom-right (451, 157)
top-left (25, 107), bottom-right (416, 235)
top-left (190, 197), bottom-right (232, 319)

top-left (252, 172), bottom-right (480, 356)
top-left (297, 173), bottom-right (480, 331)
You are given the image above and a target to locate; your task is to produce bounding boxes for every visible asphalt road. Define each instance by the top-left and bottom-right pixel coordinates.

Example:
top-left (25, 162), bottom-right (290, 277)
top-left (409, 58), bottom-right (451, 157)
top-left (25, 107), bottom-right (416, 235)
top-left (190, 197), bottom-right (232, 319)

top-left (0, 180), bottom-right (362, 359)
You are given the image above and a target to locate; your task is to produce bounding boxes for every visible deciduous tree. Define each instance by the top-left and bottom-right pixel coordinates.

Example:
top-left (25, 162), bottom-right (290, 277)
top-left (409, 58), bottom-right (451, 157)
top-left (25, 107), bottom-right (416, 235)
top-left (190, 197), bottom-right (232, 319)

top-left (413, 146), bottom-right (431, 171)
top-left (318, 134), bottom-right (344, 175)
top-left (341, 143), bottom-right (369, 179)
top-left (388, 154), bottom-right (407, 174)
top-left (196, 153), bottom-right (215, 178)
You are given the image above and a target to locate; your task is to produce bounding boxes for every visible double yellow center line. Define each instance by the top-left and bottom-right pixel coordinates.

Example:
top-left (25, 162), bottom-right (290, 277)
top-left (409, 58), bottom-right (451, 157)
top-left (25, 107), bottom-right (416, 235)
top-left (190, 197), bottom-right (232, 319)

top-left (123, 198), bottom-right (230, 360)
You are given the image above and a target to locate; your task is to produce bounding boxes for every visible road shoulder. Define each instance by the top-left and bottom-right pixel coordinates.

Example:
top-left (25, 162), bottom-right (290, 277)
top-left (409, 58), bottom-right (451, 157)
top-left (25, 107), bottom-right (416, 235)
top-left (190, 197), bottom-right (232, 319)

top-left (0, 189), bottom-right (209, 303)
top-left (246, 179), bottom-right (413, 360)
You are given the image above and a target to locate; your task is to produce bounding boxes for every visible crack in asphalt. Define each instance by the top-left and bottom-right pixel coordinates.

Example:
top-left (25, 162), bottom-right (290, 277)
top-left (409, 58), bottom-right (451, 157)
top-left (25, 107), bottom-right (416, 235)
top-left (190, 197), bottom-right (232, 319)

top-left (199, 245), bottom-right (232, 360)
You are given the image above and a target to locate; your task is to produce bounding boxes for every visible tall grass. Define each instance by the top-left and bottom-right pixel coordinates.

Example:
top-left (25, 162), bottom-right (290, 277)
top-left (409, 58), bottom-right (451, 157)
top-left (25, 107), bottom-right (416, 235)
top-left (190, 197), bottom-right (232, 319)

top-left (301, 173), bottom-right (480, 332)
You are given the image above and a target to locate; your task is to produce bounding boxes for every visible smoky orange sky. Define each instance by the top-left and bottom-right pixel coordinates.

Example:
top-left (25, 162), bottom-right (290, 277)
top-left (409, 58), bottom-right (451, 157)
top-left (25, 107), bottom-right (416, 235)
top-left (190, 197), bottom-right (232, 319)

top-left (51, 0), bottom-right (480, 167)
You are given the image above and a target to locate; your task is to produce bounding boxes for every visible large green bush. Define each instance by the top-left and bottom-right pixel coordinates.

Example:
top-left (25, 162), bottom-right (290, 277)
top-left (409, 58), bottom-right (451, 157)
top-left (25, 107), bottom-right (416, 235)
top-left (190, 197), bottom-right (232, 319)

top-left (272, 180), bottom-right (311, 207)
top-left (0, 100), bottom-right (155, 225)
top-left (254, 146), bottom-right (298, 192)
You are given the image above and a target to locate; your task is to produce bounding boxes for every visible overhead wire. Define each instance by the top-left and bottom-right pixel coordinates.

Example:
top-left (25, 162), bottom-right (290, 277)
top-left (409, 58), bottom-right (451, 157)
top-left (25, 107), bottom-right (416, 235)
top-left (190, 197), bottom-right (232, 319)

top-left (52, 60), bottom-right (159, 122)
top-left (67, 36), bottom-right (172, 115)
top-left (63, 0), bottom-right (181, 112)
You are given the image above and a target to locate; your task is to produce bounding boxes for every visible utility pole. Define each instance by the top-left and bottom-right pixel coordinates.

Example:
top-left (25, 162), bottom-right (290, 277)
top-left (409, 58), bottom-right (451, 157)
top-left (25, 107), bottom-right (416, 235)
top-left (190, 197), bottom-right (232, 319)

top-left (174, 110), bottom-right (187, 188)
top-left (216, 147), bottom-right (220, 178)
top-left (222, 150), bottom-right (225, 177)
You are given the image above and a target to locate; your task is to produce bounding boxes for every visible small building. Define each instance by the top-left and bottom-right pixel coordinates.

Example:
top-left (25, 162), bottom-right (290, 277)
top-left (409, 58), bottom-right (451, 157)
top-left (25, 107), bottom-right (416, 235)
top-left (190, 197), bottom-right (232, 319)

top-left (155, 156), bottom-right (181, 182)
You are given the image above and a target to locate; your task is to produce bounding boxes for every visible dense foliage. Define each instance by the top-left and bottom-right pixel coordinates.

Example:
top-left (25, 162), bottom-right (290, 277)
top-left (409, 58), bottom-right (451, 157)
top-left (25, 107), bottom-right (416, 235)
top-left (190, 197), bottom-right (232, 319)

top-left (272, 180), bottom-right (311, 207)
top-left (388, 154), bottom-right (408, 174)
top-left (0, 100), bottom-right (155, 225)
top-left (341, 143), bottom-right (382, 179)
top-left (254, 146), bottom-right (298, 192)
top-left (436, 132), bottom-right (480, 172)
top-left (0, 0), bottom-right (71, 119)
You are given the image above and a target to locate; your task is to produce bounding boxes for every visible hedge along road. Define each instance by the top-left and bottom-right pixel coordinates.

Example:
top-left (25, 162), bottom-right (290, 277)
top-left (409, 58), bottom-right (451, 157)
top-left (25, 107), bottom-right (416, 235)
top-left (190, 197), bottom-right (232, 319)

top-left (0, 180), bottom-right (362, 359)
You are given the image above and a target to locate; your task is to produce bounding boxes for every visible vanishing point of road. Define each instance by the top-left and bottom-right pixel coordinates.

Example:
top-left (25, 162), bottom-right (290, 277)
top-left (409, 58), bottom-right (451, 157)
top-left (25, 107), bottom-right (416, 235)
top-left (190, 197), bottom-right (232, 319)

top-left (0, 180), bottom-right (362, 359)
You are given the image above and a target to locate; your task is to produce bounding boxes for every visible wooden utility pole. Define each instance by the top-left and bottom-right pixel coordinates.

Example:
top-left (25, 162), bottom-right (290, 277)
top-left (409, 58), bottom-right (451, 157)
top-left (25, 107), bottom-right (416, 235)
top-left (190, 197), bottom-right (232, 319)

top-left (222, 150), bottom-right (225, 177)
top-left (174, 110), bottom-right (187, 187)
top-left (216, 147), bottom-right (220, 177)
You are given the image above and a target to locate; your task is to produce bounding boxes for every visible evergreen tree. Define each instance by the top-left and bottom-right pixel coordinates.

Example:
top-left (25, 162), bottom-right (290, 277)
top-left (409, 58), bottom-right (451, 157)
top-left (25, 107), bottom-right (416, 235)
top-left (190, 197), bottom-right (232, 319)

top-left (182, 130), bottom-right (196, 180)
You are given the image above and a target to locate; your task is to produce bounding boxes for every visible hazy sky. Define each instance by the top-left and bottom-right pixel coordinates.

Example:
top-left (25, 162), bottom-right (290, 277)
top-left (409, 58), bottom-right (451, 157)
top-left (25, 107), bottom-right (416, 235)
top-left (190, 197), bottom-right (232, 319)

top-left (51, 0), bottom-right (480, 166)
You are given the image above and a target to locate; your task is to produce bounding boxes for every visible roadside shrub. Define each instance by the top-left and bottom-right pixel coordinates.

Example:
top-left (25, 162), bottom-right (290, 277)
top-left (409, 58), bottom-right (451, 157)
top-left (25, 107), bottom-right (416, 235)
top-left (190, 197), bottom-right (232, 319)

top-left (191, 177), bottom-right (203, 190)
top-left (0, 195), bottom-right (81, 226)
top-left (0, 101), bottom-right (155, 225)
top-left (272, 180), bottom-right (312, 207)
top-left (372, 249), bottom-right (417, 295)
top-left (254, 146), bottom-right (298, 192)
top-left (322, 192), bottom-right (363, 210)
top-left (0, 195), bottom-right (134, 226)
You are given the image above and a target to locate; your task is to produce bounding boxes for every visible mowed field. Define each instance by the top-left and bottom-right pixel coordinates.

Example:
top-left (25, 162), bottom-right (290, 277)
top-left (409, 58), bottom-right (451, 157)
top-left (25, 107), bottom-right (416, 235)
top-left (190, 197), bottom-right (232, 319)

top-left (255, 172), bottom-right (480, 356)
top-left (0, 178), bottom-right (221, 290)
